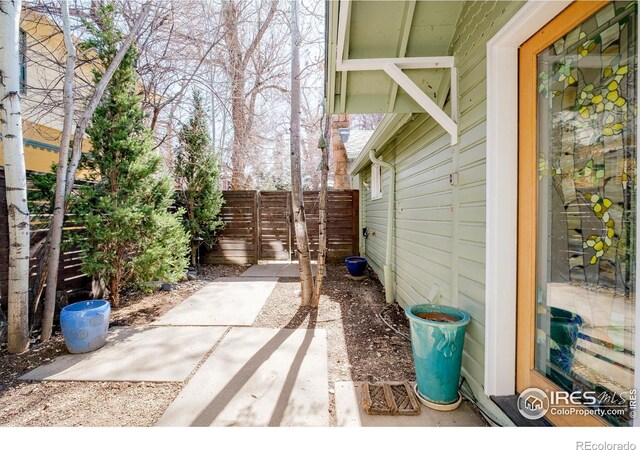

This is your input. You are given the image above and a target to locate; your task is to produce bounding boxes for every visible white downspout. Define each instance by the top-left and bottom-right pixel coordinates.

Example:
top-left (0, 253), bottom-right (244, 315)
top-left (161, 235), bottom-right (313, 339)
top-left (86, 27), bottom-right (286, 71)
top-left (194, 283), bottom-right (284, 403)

top-left (369, 149), bottom-right (395, 304)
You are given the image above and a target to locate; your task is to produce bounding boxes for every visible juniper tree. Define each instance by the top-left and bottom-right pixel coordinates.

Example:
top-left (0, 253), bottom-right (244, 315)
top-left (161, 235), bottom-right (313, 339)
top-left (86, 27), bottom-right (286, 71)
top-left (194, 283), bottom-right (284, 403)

top-left (70, 6), bottom-right (188, 306)
top-left (174, 90), bottom-right (224, 267)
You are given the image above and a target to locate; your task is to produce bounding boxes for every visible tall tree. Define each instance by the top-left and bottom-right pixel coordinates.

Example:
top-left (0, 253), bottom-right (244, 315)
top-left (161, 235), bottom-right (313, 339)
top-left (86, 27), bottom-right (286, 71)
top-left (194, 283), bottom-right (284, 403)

top-left (40, 0), bottom-right (76, 342)
top-left (289, 0), bottom-right (313, 305)
top-left (36, 1), bottom-right (152, 341)
top-left (311, 115), bottom-right (329, 307)
top-left (0, 0), bottom-right (29, 353)
top-left (174, 90), bottom-right (224, 268)
top-left (220, 0), bottom-right (282, 189)
top-left (70, 5), bottom-right (188, 307)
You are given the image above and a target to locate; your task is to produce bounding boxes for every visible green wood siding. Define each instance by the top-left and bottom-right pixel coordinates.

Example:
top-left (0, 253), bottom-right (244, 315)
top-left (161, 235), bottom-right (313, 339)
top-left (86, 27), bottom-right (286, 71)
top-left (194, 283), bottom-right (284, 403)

top-left (360, 0), bottom-right (524, 425)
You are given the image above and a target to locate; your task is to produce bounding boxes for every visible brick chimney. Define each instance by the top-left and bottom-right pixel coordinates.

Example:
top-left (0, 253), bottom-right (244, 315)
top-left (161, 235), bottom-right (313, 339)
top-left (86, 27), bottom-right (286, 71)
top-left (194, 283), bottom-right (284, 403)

top-left (331, 114), bottom-right (351, 190)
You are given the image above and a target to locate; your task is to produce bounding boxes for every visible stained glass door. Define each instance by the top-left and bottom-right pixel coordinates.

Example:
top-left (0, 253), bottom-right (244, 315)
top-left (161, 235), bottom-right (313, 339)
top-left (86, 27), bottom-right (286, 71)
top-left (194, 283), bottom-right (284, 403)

top-left (518, 1), bottom-right (637, 426)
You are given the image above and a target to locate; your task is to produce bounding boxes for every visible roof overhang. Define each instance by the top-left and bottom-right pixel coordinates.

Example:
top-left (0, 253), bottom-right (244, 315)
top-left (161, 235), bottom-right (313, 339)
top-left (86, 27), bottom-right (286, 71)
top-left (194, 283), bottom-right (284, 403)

top-left (326, 0), bottom-right (464, 150)
top-left (326, 0), bottom-right (464, 115)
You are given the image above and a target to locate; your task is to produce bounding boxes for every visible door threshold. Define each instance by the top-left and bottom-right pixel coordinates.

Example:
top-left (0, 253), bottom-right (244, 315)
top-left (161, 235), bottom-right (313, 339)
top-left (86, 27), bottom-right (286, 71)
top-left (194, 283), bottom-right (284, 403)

top-left (490, 395), bottom-right (552, 427)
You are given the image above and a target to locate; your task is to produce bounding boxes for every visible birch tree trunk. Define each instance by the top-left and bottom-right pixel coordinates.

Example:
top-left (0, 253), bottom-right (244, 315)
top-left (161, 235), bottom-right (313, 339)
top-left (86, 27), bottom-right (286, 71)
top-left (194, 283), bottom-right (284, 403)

top-left (289, 0), bottom-right (313, 306)
top-left (40, 0), bottom-right (76, 341)
top-left (1, 0), bottom-right (30, 353)
top-left (311, 116), bottom-right (330, 307)
top-left (35, 2), bottom-right (152, 341)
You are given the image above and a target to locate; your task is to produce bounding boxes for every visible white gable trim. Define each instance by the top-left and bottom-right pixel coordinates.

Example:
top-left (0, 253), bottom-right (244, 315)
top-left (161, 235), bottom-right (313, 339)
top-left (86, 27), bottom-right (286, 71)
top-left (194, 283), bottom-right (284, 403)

top-left (484, 0), bottom-right (571, 397)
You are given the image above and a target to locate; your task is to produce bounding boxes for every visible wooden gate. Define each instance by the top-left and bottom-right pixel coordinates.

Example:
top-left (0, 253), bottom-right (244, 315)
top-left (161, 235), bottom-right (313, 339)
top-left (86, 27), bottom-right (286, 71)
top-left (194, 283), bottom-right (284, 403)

top-left (203, 190), bottom-right (359, 265)
top-left (258, 191), bottom-right (291, 261)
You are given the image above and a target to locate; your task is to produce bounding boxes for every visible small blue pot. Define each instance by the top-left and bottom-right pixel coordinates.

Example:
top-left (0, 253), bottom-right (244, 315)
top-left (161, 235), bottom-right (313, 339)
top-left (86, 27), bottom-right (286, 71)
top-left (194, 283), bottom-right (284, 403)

top-left (345, 256), bottom-right (367, 276)
top-left (60, 300), bottom-right (111, 354)
top-left (405, 304), bottom-right (470, 405)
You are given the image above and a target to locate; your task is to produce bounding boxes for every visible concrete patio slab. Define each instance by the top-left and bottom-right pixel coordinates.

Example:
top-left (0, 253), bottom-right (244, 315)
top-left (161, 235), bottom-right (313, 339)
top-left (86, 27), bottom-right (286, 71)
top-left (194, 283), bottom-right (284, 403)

top-left (20, 326), bottom-right (227, 382)
top-left (154, 277), bottom-right (278, 326)
top-left (240, 262), bottom-right (320, 278)
top-left (155, 327), bottom-right (329, 427)
top-left (334, 381), bottom-right (486, 427)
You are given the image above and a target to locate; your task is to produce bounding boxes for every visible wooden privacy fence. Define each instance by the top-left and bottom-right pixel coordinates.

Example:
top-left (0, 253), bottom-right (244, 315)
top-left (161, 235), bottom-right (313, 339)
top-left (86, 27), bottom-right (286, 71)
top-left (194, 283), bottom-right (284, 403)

top-left (0, 168), bottom-right (91, 309)
top-left (203, 190), bottom-right (359, 264)
top-left (1, 178), bottom-right (359, 308)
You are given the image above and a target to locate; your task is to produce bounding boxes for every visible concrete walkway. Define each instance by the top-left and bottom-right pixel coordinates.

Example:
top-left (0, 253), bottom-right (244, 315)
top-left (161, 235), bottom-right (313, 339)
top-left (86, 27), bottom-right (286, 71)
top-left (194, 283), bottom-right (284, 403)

top-left (21, 326), bottom-right (227, 382)
top-left (154, 277), bottom-right (277, 326)
top-left (156, 327), bottom-right (329, 427)
top-left (240, 262), bottom-right (319, 278)
top-left (154, 271), bottom-right (329, 426)
top-left (21, 267), bottom-right (330, 427)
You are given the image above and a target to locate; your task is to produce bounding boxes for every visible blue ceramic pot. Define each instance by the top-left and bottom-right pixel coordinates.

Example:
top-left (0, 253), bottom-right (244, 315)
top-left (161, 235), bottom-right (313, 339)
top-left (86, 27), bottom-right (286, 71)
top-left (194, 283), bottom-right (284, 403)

top-left (60, 300), bottom-right (110, 354)
top-left (345, 256), bottom-right (367, 276)
top-left (405, 304), bottom-right (470, 405)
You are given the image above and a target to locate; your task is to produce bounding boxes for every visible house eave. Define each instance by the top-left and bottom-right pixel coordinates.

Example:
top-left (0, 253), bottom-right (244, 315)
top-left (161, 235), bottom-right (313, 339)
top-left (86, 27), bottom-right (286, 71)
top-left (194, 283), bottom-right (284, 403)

top-left (326, 0), bottom-right (463, 144)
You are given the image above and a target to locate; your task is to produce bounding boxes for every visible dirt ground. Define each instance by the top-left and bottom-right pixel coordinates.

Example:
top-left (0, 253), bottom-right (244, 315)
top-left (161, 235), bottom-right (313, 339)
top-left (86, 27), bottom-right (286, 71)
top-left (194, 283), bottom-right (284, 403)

top-left (0, 263), bottom-right (418, 427)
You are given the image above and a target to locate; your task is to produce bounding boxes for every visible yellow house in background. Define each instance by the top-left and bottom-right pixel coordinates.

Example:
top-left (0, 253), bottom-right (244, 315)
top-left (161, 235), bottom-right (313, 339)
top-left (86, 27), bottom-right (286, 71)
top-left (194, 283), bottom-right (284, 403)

top-left (0, 7), bottom-right (92, 174)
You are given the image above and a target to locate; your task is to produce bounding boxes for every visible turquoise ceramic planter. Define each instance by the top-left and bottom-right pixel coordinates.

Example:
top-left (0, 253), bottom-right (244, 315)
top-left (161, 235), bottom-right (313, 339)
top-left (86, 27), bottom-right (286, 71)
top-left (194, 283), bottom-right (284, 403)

top-left (405, 304), bottom-right (470, 405)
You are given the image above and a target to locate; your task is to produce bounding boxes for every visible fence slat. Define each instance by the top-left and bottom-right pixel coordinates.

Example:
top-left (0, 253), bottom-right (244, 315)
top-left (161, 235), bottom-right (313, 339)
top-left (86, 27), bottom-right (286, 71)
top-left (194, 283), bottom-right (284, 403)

top-left (202, 189), bottom-right (359, 264)
top-left (0, 168), bottom-right (91, 307)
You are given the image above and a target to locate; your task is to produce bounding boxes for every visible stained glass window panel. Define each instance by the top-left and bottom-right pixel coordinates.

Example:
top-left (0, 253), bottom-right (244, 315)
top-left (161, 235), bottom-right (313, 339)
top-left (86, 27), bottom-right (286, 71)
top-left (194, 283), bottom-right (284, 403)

top-left (535, 1), bottom-right (637, 426)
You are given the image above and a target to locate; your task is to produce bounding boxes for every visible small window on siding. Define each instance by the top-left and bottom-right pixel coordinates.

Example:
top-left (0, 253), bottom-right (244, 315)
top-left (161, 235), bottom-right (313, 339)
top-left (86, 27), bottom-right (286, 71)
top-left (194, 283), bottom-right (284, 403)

top-left (371, 164), bottom-right (382, 200)
top-left (19, 29), bottom-right (27, 95)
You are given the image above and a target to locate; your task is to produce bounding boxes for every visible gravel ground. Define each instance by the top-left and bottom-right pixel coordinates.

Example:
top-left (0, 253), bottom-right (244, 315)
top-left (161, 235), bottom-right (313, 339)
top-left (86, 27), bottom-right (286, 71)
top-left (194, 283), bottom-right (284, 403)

top-left (0, 264), bottom-right (245, 427)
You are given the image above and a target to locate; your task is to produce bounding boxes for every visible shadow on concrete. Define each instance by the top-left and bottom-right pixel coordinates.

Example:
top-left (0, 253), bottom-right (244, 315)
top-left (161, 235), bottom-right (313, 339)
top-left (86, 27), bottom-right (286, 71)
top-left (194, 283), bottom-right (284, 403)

top-left (191, 306), bottom-right (318, 427)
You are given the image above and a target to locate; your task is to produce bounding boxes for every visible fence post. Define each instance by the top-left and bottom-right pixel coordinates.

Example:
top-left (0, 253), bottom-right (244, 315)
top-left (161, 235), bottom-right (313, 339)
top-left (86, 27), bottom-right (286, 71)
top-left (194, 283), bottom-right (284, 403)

top-left (254, 190), bottom-right (260, 264)
top-left (288, 192), bottom-right (293, 262)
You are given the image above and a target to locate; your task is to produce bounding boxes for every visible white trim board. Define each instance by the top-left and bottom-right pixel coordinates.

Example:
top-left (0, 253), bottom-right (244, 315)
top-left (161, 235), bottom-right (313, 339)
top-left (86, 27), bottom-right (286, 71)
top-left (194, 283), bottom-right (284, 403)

top-left (484, 0), bottom-right (571, 397)
top-left (334, 0), bottom-right (458, 144)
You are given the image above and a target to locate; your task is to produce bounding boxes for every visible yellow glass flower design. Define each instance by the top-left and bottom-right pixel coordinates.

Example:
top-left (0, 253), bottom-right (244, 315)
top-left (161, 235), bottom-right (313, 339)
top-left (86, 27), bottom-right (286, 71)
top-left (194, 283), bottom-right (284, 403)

top-left (577, 61), bottom-right (629, 137)
top-left (574, 159), bottom-right (605, 185)
top-left (578, 39), bottom-right (597, 59)
top-left (582, 193), bottom-right (615, 264)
